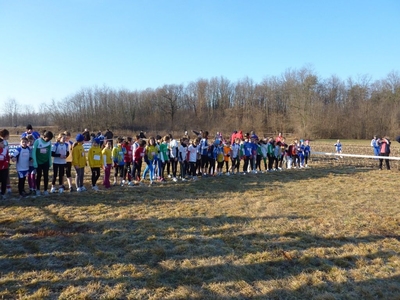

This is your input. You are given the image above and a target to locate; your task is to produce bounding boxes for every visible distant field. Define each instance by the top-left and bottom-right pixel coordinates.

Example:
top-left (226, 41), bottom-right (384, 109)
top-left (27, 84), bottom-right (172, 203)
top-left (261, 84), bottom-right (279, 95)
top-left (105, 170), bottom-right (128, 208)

top-left (0, 141), bottom-right (399, 299)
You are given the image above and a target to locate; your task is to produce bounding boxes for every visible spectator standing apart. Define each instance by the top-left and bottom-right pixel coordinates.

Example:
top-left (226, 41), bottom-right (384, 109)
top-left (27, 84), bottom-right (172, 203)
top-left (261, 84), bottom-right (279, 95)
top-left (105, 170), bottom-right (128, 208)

top-left (88, 137), bottom-right (102, 191)
top-left (63, 131), bottom-right (74, 192)
top-left (297, 140), bottom-right (305, 168)
top-left (0, 129), bottom-right (12, 194)
top-left (21, 124), bottom-right (40, 140)
top-left (32, 131), bottom-right (54, 196)
top-left (371, 135), bottom-right (380, 157)
top-left (104, 129), bottom-right (114, 147)
top-left (334, 139), bottom-right (342, 159)
top-left (378, 136), bottom-right (391, 170)
top-left (72, 134), bottom-right (87, 192)
top-left (112, 137), bottom-right (126, 186)
top-left (102, 140), bottom-right (112, 189)
top-left (11, 137), bottom-right (31, 197)
top-left (50, 133), bottom-right (69, 193)
top-left (303, 140), bottom-right (311, 168)
top-left (0, 137), bottom-right (10, 199)
top-left (82, 128), bottom-right (91, 142)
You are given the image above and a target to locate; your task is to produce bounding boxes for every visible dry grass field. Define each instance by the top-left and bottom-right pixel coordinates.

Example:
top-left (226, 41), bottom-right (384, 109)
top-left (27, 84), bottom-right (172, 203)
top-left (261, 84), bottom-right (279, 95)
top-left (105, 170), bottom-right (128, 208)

top-left (0, 139), bottom-right (399, 299)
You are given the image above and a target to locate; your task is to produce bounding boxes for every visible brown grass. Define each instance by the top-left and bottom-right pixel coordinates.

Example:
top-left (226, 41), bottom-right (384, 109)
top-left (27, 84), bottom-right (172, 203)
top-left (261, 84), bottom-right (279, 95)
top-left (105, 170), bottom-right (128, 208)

top-left (0, 140), bottom-right (399, 299)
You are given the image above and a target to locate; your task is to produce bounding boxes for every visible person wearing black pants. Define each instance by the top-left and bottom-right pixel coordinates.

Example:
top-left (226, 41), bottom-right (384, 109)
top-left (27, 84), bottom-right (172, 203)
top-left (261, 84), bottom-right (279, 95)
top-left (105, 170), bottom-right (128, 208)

top-left (32, 131), bottom-right (54, 196)
top-left (0, 169), bottom-right (8, 197)
top-left (378, 137), bottom-right (391, 170)
top-left (36, 161), bottom-right (50, 195)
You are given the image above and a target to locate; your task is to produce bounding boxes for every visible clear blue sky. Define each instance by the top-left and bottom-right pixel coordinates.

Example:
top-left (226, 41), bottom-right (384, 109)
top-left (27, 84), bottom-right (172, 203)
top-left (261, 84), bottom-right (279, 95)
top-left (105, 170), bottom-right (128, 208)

top-left (1, 0), bottom-right (399, 110)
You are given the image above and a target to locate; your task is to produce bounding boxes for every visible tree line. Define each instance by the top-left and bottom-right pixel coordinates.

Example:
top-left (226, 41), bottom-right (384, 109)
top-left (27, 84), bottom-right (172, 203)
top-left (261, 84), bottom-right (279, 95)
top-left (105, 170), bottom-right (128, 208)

top-left (1, 67), bottom-right (399, 139)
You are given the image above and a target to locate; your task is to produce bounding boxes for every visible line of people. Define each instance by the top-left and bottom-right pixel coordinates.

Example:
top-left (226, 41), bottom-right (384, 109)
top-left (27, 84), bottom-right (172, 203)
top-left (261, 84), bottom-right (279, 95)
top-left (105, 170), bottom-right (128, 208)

top-left (0, 127), bottom-right (312, 198)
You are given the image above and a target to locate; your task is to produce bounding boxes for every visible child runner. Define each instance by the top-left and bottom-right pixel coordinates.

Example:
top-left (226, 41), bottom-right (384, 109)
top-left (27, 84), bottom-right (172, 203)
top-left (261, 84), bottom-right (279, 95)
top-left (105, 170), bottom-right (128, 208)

top-left (0, 137), bottom-right (10, 199)
top-left (278, 138), bottom-right (287, 170)
top-left (32, 131), bottom-right (54, 196)
top-left (187, 138), bottom-right (198, 180)
top-left (207, 139), bottom-right (216, 176)
top-left (132, 139), bottom-right (146, 185)
top-left (0, 129), bottom-right (11, 194)
top-left (158, 135), bottom-right (170, 182)
top-left (102, 140), bottom-right (112, 189)
top-left (223, 141), bottom-right (231, 174)
top-left (230, 138), bottom-right (240, 175)
top-left (63, 131), bottom-right (74, 192)
top-left (11, 137), bottom-right (31, 197)
top-left (169, 134), bottom-right (179, 182)
top-left (88, 137), bottom-right (102, 191)
top-left (255, 139), bottom-right (263, 172)
top-left (199, 131), bottom-right (209, 177)
top-left (112, 137), bottom-right (126, 186)
top-left (242, 134), bottom-right (252, 174)
top-left (51, 133), bottom-right (69, 193)
top-left (72, 133), bottom-right (86, 192)
top-left (142, 137), bottom-right (157, 185)
top-left (26, 135), bottom-right (37, 193)
top-left (267, 138), bottom-right (275, 171)
top-left (122, 137), bottom-right (133, 186)
top-left (178, 137), bottom-right (189, 181)
top-left (131, 135), bottom-right (141, 182)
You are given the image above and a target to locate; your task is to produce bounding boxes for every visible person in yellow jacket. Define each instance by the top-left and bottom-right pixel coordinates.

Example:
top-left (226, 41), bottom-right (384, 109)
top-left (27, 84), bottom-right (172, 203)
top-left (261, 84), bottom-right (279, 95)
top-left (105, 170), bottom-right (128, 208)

top-left (72, 134), bottom-right (86, 192)
top-left (102, 140), bottom-right (112, 188)
top-left (88, 137), bottom-right (102, 191)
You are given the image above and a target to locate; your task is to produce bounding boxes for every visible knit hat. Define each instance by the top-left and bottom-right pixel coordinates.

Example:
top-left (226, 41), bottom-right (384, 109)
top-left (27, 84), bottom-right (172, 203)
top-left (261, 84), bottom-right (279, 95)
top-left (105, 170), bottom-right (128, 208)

top-left (76, 133), bottom-right (84, 142)
top-left (93, 137), bottom-right (101, 145)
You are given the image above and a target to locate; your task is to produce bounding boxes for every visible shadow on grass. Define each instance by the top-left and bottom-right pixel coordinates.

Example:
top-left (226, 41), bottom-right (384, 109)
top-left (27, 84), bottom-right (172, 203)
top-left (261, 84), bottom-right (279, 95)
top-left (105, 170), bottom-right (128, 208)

top-left (1, 166), bottom-right (398, 297)
top-left (2, 165), bottom-right (376, 208)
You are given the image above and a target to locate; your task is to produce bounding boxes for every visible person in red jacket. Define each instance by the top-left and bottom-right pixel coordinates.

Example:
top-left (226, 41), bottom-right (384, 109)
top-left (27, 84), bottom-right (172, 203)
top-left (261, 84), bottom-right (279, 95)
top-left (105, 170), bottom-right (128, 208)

top-left (132, 139), bottom-right (146, 183)
top-left (378, 136), bottom-right (391, 170)
top-left (0, 137), bottom-right (10, 198)
top-left (122, 137), bottom-right (133, 185)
